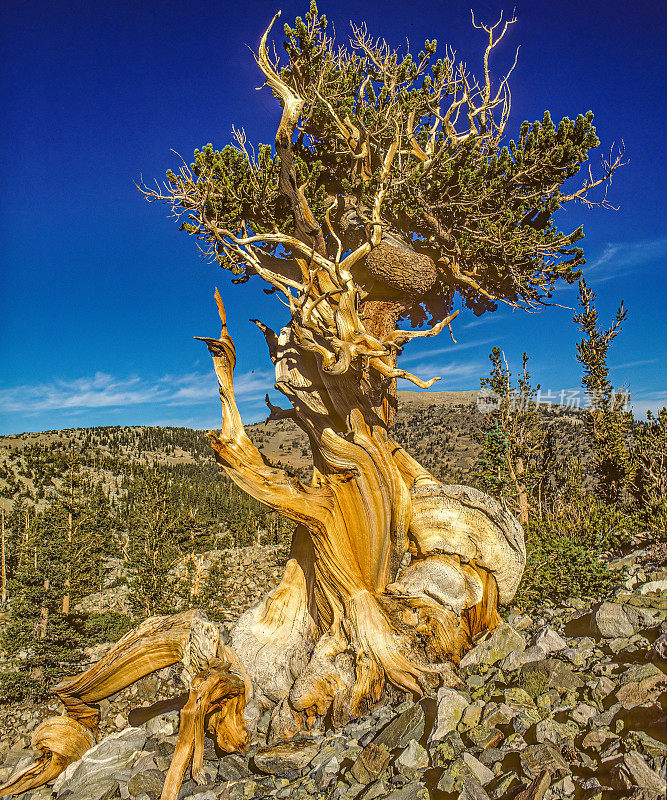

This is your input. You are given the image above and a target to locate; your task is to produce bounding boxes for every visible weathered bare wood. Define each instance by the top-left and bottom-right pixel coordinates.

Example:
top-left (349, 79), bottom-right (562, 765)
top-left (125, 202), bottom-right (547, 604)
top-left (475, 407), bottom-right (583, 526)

top-left (201, 285), bottom-right (525, 725)
top-left (0, 610), bottom-right (227, 798)
top-left (0, 717), bottom-right (94, 798)
top-left (161, 659), bottom-right (247, 800)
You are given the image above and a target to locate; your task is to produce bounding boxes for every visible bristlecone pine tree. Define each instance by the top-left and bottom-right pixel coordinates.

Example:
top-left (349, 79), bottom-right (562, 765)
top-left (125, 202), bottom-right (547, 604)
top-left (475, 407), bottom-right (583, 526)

top-left (574, 279), bottom-right (632, 502)
top-left (2, 7), bottom-right (622, 799)
top-left (474, 349), bottom-right (544, 525)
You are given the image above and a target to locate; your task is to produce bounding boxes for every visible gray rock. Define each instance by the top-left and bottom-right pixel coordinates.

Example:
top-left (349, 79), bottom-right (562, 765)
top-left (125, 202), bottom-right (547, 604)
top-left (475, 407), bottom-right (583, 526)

top-left (54, 727), bottom-right (147, 797)
top-left (383, 785), bottom-right (429, 800)
top-left (551, 775), bottom-right (575, 796)
top-left (507, 612), bottom-right (533, 631)
top-left (582, 729), bottom-right (617, 750)
top-left (25, 787), bottom-right (60, 800)
top-left (499, 645), bottom-right (547, 673)
top-left (632, 730), bottom-right (667, 762)
top-left (129, 752), bottom-right (157, 776)
top-left (461, 753), bottom-right (494, 785)
top-left (459, 624), bottom-right (526, 668)
top-left (500, 733), bottom-right (527, 752)
top-left (253, 737), bottom-right (320, 775)
top-left (591, 602), bottom-right (634, 638)
top-left (477, 747), bottom-right (504, 768)
top-left (591, 702), bottom-right (621, 728)
top-left (431, 731), bottom-right (466, 766)
top-left (312, 755), bottom-right (340, 789)
top-left (428, 688), bottom-right (469, 744)
top-left (358, 778), bottom-right (389, 800)
top-left (180, 791), bottom-right (216, 800)
top-left (616, 663), bottom-right (667, 709)
top-left (503, 687), bottom-right (536, 710)
top-left (374, 703), bottom-right (425, 750)
top-left (535, 689), bottom-right (559, 713)
top-left (534, 718), bottom-right (577, 746)
top-left (463, 725), bottom-right (505, 751)
top-left (611, 751), bottom-right (665, 794)
top-left (309, 738), bottom-right (347, 769)
top-left (511, 709), bottom-right (542, 736)
top-left (217, 753), bottom-right (250, 781)
top-left (460, 702), bottom-right (484, 730)
top-left (457, 778), bottom-right (491, 800)
top-left (144, 712), bottom-right (179, 737)
top-left (650, 631), bottom-right (667, 660)
top-left (530, 627), bottom-right (568, 654)
top-left (519, 743), bottom-right (570, 780)
top-left (59, 781), bottom-right (120, 800)
top-left (625, 603), bottom-right (665, 632)
top-left (559, 648), bottom-right (588, 667)
top-left (489, 772), bottom-right (520, 798)
top-left (437, 757), bottom-right (478, 793)
top-left (396, 740), bottom-right (429, 773)
top-left (637, 578), bottom-right (667, 595)
top-left (350, 743), bottom-right (391, 784)
top-left (571, 703), bottom-right (597, 726)
top-left (466, 673), bottom-right (486, 689)
top-left (518, 658), bottom-right (583, 696)
top-left (127, 769), bottom-right (164, 799)
top-left (589, 675), bottom-right (615, 705)
top-left (480, 703), bottom-right (517, 727)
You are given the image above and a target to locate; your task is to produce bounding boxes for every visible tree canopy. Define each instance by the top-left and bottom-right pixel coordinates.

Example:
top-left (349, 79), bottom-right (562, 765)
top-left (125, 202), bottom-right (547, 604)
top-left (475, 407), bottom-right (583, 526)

top-left (145, 2), bottom-right (622, 328)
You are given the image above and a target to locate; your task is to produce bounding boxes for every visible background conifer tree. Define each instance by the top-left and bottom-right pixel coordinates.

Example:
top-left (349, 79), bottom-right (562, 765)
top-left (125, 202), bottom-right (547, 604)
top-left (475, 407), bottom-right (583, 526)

top-left (574, 279), bottom-right (632, 502)
top-left (473, 348), bottom-right (543, 524)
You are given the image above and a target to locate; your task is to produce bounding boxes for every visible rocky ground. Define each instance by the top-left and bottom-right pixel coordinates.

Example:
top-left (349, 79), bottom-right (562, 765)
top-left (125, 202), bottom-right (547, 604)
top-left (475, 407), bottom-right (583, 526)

top-left (0, 541), bottom-right (665, 800)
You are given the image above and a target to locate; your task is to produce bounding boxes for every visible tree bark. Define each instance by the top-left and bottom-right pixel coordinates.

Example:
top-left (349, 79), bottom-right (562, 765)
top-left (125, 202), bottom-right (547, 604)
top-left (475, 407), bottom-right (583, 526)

top-left (201, 291), bottom-right (525, 730)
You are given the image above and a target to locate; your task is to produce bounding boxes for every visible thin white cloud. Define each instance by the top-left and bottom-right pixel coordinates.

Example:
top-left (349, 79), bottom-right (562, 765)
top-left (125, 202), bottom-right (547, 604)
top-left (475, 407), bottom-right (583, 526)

top-left (463, 314), bottom-right (508, 329)
top-left (612, 358), bottom-right (659, 369)
top-left (589, 238), bottom-right (667, 281)
top-left (397, 360), bottom-right (483, 389)
top-left (589, 243), bottom-right (619, 270)
top-left (400, 338), bottom-right (499, 365)
top-left (0, 368), bottom-right (274, 416)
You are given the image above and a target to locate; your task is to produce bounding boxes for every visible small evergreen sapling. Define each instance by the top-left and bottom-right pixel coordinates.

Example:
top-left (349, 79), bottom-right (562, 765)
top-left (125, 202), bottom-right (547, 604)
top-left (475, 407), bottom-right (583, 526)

top-left (574, 279), bottom-right (632, 502)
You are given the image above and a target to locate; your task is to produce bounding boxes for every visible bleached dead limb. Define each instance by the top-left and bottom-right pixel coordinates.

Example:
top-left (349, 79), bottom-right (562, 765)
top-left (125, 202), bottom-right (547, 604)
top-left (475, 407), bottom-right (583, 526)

top-left (0, 610), bottom-right (246, 800)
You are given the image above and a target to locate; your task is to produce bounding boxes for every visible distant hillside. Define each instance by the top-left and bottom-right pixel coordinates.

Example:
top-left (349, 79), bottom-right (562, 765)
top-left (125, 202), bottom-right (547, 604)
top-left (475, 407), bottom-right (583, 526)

top-left (0, 390), bottom-right (590, 509)
top-left (246, 389), bottom-right (589, 484)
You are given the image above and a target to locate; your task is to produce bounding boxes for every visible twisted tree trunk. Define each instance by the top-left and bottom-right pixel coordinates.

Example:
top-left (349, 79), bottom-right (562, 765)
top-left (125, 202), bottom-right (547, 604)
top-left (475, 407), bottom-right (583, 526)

top-left (202, 289), bottom-right (524, 735)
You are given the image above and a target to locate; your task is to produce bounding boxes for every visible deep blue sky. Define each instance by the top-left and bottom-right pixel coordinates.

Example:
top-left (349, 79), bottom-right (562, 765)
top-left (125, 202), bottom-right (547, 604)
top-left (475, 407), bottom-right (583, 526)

top-left (1, 0), bottom-right (665, 434)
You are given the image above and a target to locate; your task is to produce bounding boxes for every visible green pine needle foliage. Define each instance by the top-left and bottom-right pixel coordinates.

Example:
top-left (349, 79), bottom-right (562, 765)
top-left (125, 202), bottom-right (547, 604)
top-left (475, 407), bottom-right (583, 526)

top-left (155, 3), bottom-right (618, 321)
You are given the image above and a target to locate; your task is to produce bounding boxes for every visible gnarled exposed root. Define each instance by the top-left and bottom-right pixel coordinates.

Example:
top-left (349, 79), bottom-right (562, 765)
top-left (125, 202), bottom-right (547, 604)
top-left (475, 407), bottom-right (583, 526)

top-left (1, 459), bottom-right (521, 800)
top-left (409, 483), bottom-right (526, 605)
top-left (0, 610), bottom-right (236, 799)
top-left (230, 558), bottom-right (317, 704)
top-left (290, 626), bottom-right (350, 715)
top-left (162, 659), bottom-right (247, 800)
top-left (0, 717), bottom-right (94, 798)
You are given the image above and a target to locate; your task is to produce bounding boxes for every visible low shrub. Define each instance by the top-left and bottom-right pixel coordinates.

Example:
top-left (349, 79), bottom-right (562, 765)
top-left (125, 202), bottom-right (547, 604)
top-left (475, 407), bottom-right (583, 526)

top-left (512, 499), bottom-right (637, 612)
top-left (0, 671), bottom-right (41, 704)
